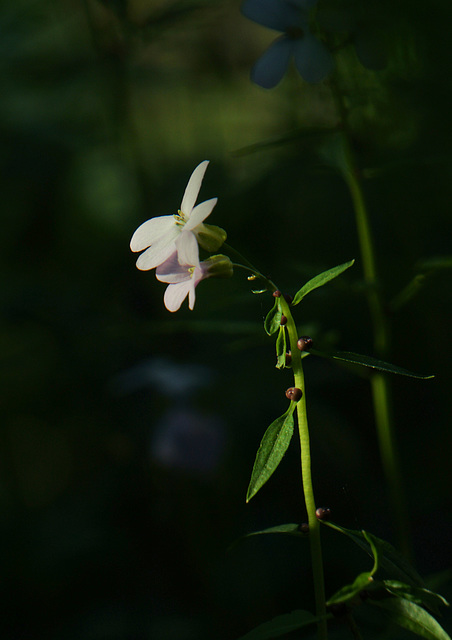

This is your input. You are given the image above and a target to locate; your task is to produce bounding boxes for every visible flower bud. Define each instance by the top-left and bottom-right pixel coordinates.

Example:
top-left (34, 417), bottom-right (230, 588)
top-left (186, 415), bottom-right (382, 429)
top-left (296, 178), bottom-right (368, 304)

top-left (272, 290), bottom-right (281, 298)
top-left (285, 387), bottom-right (303, 402)
top-left (297, 336), bottom-right (313, 352)
top-left (315, 507), bottom-right (331, 521)
top-left (299, 522), bottom-right (309, 534)
top-left (196, 223), bottom-right (227, 252)
top-left (204, 254), bottom-right (233, 279)
top-left (285, 351), bottom-right (292, 367)
top-left (280, 315), bottom-right (287, 326)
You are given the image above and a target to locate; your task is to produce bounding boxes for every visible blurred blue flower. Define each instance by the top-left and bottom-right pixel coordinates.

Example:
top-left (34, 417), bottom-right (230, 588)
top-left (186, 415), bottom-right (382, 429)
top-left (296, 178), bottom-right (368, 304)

top-left (242, 0), bottom-right (333, 88)
top-left (318, 3), bottom-right (387, 70)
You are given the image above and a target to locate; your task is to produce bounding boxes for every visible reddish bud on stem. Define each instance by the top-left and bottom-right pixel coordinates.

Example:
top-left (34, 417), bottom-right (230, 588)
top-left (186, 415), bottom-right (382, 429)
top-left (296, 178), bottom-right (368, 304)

top-left (285, 387), bottom-right (303, 402)
top-left (297, 336), bottom-right (313, 352)
top-left (315, 507), bottom-right (331, 521)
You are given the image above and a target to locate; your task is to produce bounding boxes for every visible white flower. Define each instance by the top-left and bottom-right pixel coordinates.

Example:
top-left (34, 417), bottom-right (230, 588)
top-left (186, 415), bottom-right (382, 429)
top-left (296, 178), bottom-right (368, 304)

top-left (156, 252), bottom-right (233, 312)
top-left (130, 161), bottom-right (217, 270)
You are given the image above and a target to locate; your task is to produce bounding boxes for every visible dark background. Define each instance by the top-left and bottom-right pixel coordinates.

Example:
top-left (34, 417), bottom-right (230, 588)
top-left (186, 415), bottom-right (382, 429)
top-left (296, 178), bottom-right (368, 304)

top-left (1, 0), bottom-right (451, 638)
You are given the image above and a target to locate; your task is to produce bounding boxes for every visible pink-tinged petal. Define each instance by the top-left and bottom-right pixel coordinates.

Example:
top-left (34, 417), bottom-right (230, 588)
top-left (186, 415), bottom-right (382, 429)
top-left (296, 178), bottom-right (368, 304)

top-left (185, 198), bottom-right (218, 231)
top-left (130, 216), bottom-right (175, 252)
top-left (156, 252), bottom-right (192, 283)
top-left (180, 161), bottom-right (209, 216)
top-left (188, 282), bottom-right (196, 310)
top-left (176, 231), bottom-right (199, 267)
top-left (135, 237), bottom-right (176, 271)
top-left (251, 38), bottom-right (293, 89)
top-left (163, 281), bottom-right (191, 312)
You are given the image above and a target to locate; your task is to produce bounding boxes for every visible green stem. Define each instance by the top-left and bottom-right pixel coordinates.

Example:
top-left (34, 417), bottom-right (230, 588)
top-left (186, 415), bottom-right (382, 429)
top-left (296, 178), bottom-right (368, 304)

top-left (331, 90), bottom-right (412, 557)
top-left (280, 296), bottom-right (328, 640)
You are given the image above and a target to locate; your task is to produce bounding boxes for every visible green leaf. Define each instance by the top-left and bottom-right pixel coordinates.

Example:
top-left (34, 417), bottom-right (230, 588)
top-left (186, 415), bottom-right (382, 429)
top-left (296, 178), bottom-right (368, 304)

top-left (243, 523), bottom-right (303, 539)
top-left (328, 572), bottom-right (375, 605)
top-left (369, 597), bottom-right (452, 640)
top-left (415, 256), bottom-right (452, 272)
top-left (275, 326), bottom-right (287, 369)
top-left (232, 126), bottom-right (338, 157)
top-left (391, 256), bottom-right (452, 311)
top-left (237, 609), bottom-right (323, 640)
top-left (246, 404), bottom-right (296, 502)
top-left (383, 581), bottom-right (449, 616)
top-left (327, 531), bottom-right (378, 605)
top-left (311, 349), bottom-right (434, 380)
top-left (292, 260), bottom-right (355, 307)
top-left (264, 298), bottom-right (282, 336)
top-left (323, 522), bottom-right (426, 588)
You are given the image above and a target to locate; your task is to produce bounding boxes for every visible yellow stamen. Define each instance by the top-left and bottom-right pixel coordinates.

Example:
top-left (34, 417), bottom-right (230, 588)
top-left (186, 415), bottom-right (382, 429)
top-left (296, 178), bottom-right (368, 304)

top-left (174, 210), bottom-right (186, 226)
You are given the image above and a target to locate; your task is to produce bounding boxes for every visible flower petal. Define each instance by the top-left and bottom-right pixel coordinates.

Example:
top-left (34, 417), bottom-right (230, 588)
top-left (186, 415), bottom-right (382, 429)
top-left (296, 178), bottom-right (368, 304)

top-left (156, 252), bottom-right (192, 283)
top-left (135, 232), bottom-right (178, 271)
top-left (188, 282), bottom-right (197, 310)
top-left (163, 281), bottom-right (191, 312)
top-left (242, 0), bottom-right (302, 31)
top-left (130, 216), bottom-right (175, 252)
top-left (180, 161), bottom-right (209, 216)
top-left (176, 231), bottom-right (199, 267)
top-left (251, 37), bottom-right (293, 89)
top-left (184, 198), bottom-right (218, 231)
top-left (293, 34), bottom-right (333, 83)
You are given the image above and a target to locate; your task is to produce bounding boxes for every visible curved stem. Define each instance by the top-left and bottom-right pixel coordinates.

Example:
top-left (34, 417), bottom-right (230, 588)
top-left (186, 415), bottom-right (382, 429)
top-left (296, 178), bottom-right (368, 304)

top-left (280, 296), bottom-right (328, 640)
top-left (225, 243), bottom-right (278, 292)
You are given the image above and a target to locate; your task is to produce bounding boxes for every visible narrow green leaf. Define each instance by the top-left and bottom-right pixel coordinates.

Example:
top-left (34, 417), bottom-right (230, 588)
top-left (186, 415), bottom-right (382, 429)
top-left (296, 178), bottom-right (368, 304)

top-left (275, 326), bottom-right (287, 369)
top-left (246, 405), bottom-right (296, 502)
top-left (264, 298), bottom-right (282, 336)
top-left (232, 125), bottom-right (338, 157)
top-left (292, 260), bottom-right (355, 307)
top-left (237, 609), bottom-right (323, 640)
top-left (323, 522), bottom-right (426, 587)
top-left (327, 572), bottom-right (375, 605)
top-left (327, 531), bottom-right (378, 605)
top-left (243, 523), bottom-right (303, 539)
top-left (415, 256), bottom-right (452, 272)
top-left (369, 598), bottom-right (452, 640)
top-left (383, 581), bottom-right (449, 616)
top-left (311, 349), bottom-right (434, 379)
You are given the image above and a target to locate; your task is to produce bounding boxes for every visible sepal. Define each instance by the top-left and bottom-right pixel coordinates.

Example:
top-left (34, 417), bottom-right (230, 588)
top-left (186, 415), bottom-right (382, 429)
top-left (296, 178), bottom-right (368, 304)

top-left (196, 223), bottom-right (227, 251)
top-left (203, 254), bottom-right (233, 279)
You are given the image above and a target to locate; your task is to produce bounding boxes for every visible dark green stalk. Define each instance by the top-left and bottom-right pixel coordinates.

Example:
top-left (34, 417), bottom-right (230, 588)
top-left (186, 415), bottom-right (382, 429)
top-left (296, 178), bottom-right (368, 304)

top-left (330, 81), bottom-right (412, 557)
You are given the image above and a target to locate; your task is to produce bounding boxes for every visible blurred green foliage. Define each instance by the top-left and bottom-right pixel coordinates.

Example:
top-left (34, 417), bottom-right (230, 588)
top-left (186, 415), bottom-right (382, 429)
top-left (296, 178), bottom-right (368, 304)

top-left (1, 0), bottom-right (451, 638)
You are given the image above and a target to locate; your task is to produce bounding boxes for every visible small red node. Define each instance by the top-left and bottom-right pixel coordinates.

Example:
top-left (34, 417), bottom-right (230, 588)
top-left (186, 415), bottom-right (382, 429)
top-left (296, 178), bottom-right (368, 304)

top-left (280, 315), bottom-right (287, 326)
top-left (297, 336), bottom-right (313, 352)
top-left (272, 290), bottom-right (282, 297)
top-left (285, 387), bottom-right (303, 402)
top-left (315, 507), bottom-right (331, 521)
